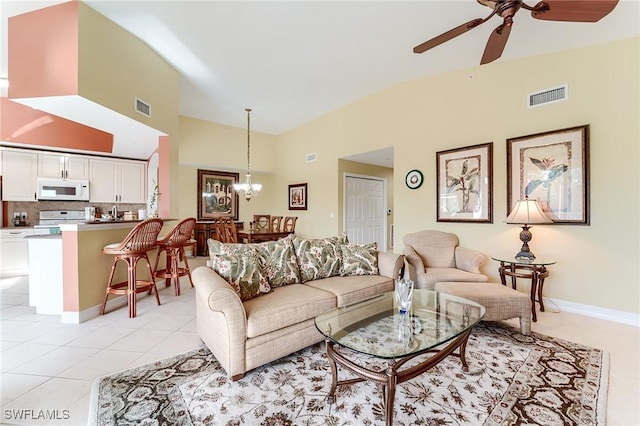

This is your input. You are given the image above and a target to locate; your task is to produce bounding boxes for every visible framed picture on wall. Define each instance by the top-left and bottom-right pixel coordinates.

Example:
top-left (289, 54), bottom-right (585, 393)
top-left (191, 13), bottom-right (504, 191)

top-left (436, 142), bottom-right (493, 223)
top-left (197, 169), bottom-right (240, 221)
top-left (288, 183), bottom-right (307, 210)
top-left (507, 124), bottom-right (589, 224)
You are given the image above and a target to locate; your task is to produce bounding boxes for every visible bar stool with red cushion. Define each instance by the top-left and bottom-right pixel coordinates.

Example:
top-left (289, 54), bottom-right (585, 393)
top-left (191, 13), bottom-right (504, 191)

top-left (100, 218), bottom-right (164, 318)
top-left (153, 217), bottom-right (197, 296)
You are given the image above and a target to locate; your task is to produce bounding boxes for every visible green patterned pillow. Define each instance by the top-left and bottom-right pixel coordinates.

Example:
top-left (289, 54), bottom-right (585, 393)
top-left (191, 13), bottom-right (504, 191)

top-left (209, 249), bottom-right (270, 301)
top-left (340, 242), bottom-right (378, 276)
top-left (254, 235), bottom-right (301, 287)
top-left (294, 235), bottom-right (346, 283)
top-left (207, 238), bottom-right (244, 256)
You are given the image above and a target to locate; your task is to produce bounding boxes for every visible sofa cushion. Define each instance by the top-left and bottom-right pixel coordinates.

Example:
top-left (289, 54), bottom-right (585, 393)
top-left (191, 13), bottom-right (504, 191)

top-left (243, 284), bottom-right (336, 338)
top-left (209, 250), bottom-right (270, 301)
top-left (417, 267), bottom-right (490, 289)
top-left (253, 236), bottom-right (301, 287)
top-left (294, 235), bottom-right (346, 283)
top-left (208, 237), bottom-right (301, 287)
top-left (339, 242), bottom-right (378, 276)
top-left (305, 274), bottom-right (394, 308)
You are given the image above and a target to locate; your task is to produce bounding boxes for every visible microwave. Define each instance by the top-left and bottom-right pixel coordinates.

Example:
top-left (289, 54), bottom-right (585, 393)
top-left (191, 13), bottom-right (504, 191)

top-left (37, 178), bottom-right (90, 201)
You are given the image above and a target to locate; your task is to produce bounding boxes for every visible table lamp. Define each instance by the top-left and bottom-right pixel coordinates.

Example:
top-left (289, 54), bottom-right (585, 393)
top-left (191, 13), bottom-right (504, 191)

top-left (505, 197), bottom-right (552, 260)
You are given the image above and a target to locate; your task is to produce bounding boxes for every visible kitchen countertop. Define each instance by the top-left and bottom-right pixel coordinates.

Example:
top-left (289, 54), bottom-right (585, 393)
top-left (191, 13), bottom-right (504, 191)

top-left (25, 234), bottom-right (62, 240)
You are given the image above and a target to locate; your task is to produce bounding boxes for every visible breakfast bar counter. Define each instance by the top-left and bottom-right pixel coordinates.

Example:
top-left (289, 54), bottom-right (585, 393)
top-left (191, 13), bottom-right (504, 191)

top-left (51, 219), bottom-right (176, 323)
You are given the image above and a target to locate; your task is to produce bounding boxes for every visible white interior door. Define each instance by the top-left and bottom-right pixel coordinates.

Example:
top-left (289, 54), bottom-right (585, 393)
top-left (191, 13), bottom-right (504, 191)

top-left (344, 175), bottom-right (386, 250)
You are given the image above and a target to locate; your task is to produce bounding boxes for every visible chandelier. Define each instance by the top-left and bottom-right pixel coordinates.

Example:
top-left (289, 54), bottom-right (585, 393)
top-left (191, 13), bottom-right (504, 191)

top-left (233, 108), bottom-right (262, 201)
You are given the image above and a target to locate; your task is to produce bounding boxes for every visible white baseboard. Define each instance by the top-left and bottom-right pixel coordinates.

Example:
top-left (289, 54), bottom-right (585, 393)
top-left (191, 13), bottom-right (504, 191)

top-left (545, 297), bottom-right (640, 327)
top-left (61, 296), bottom-right (128, 324)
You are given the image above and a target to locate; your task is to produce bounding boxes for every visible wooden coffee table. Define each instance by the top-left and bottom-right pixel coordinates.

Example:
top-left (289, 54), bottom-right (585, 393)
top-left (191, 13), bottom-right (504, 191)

top-left (314, 289), bottom-right (485, 426)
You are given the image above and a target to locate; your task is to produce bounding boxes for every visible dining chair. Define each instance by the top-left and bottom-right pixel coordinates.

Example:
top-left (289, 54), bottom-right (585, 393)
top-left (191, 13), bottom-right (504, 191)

top-left (283, 216), bottom-right (298, 232)
top-left (218, 216), bottom-right (238, 243)
top-left (253, 214), bottom-right (271, 230)
top-left (270, 216), bottom-right (283, 232)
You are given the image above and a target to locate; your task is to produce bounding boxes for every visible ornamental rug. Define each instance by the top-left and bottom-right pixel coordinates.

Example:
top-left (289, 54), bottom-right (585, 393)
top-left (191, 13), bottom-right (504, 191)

top-left (89, 322), bottom-right (608, 426)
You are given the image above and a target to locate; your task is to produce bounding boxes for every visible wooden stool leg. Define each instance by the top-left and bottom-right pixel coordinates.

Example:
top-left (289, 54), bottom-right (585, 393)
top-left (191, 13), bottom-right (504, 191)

top-left (180, 247), bottom-right (195, 288)
top-left (101, 258), bottom-right (119, 315)
top-left (145, 254), bottom-right (161, 306)
top-left (128, 257), bottom-right (137, 318)
top-left (172, 249), bottom-right (181, 296)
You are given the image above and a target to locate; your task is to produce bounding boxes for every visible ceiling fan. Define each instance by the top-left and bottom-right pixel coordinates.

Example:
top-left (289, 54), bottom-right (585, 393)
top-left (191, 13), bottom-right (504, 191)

top-left (413, 0), bottom-right (620, 65)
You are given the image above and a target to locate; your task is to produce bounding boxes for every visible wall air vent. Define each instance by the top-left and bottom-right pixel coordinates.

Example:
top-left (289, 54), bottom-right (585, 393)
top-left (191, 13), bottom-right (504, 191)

top-left (528, 84), bottom-right (568, 108)
top-left (135, 97), bottom-right (151, 117)
top-left (306, 152), bottom-right (317, 162)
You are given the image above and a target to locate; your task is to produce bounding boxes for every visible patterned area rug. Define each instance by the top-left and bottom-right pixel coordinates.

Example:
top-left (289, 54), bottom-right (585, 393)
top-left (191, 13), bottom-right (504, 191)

top-left (89, 322), bottom-right (608, 425)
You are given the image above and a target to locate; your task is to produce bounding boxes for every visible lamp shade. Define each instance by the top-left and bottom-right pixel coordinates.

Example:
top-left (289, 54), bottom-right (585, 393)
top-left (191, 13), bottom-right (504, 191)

top-left (505, 198), bottom-right (553, 225)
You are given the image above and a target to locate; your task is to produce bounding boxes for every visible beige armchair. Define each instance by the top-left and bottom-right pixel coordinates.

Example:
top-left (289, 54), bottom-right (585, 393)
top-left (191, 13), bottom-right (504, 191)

top-left (403, 230), bottom-right (488, 290)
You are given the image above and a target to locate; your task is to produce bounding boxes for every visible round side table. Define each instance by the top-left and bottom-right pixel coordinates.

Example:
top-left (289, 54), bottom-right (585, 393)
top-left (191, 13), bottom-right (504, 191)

top-left (491, 256), bottom-right (557, 322)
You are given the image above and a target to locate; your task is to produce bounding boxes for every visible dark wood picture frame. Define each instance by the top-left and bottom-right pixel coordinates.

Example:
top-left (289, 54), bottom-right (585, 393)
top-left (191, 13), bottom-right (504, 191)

top-left (507, 125), bottom-right (589, 225)
top-left (288, 183), bottom-right (308, 210)
top-left (197, 169), bottom-right (240, 221)
top-left (436, 142), bottom-right (493, 223)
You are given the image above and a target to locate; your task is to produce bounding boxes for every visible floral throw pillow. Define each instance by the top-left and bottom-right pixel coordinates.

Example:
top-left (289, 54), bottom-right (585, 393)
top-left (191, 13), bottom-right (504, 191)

top-left (340, 242), bottom-right (378, 276)
top-left (209, 249), bottom-right (270, 301)
top-left (254, 235), bottom-right (301, 287)
top-left (294, 235), bottom-right (346, 283)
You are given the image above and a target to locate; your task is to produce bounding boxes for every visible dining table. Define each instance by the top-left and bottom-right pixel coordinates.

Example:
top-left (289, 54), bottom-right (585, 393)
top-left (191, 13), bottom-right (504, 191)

top-left (237, 229), bottom-right (293, 243)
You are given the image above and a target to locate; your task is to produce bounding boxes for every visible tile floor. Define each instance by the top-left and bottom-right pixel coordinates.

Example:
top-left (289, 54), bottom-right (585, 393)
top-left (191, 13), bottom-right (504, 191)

top-left (1, 259), bottom-right (639, 425)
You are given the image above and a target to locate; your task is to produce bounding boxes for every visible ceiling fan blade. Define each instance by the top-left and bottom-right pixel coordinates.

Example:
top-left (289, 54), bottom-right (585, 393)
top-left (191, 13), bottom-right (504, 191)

top-left (531, 0), bottom-right (619, 22)
top-left (481, 22), bottom-right (512, 64)
top-left (413, 18), bottom-right (485, 54)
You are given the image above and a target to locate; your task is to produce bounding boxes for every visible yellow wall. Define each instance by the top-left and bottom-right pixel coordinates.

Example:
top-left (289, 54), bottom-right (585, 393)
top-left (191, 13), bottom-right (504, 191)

top-left (178, 116), bottom-right (278, 225)
top-left (77, 2), bottom-right (180, 136)
top-left (178, 37), bottom-right (638, 315)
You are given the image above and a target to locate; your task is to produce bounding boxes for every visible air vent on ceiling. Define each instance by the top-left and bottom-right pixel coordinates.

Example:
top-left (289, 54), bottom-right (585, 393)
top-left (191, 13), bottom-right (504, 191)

top-left (135, 97), bottom-right (151, 117)
top-left (528, 84), bottom-right (568, 108)
top-left (306, 152), bottom-right (317, 162)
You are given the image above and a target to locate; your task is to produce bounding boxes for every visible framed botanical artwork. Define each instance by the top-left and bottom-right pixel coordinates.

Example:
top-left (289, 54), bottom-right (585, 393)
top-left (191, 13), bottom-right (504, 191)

top-left (436, 142), bottom-right (493, 223)
top-left (197, 169), bottom-right (239, 221)
top-left (507, 125), bottom-right (589, 225)
top-left (288, 183), bottom-right (307, 210)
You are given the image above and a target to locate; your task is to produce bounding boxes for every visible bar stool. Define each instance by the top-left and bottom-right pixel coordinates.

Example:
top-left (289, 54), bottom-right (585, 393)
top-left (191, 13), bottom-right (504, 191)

top-left (153, 217), bottom-right (197, 296)
top-left (100, 218), bottom-right (164, 318)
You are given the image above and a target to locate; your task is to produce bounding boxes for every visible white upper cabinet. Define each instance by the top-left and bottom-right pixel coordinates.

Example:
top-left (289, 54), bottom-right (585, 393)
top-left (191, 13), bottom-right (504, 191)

top-left (90, 158), bottom-right (146, 204)
top-left (1, 149), bottom-right (38, 201)
top-left (38, 153), bottom-right (89, 180)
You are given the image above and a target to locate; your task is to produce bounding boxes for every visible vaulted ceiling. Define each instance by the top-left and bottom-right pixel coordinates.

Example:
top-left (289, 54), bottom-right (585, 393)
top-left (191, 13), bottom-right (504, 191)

top-left (2, 1), bottom-right (638, 159)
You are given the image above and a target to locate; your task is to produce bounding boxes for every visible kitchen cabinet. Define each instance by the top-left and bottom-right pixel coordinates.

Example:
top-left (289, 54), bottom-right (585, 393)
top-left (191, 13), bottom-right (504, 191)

top-left (90, 158), bottom-right (146, 203)
top-left (38, 153), bottom-right (89, 179)
top-left (0, 228), bottom-right (34, 277)
top-left (194, 221), bottom-right (244, 256)
top-left (1, 149), bottom-right (38, 201)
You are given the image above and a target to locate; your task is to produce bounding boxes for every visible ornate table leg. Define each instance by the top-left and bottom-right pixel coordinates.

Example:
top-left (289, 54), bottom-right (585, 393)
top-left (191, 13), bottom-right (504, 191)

top-left (529, 268), bottom-right (538, 322)
top-left (325, 340), bottom-right (338, 404)
top-left (537, 266), bottom-right (549, 313)
top-left (385, 362), bottom-right (398, 426)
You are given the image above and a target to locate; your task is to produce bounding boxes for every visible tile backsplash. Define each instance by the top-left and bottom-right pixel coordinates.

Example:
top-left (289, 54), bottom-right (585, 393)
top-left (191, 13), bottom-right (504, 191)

top-left (6, 201), bottom-right (146, 227)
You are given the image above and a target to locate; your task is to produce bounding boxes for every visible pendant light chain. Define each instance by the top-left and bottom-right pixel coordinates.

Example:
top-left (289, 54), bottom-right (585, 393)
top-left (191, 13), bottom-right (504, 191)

top-left (246, 108), bottom-right (251, 174)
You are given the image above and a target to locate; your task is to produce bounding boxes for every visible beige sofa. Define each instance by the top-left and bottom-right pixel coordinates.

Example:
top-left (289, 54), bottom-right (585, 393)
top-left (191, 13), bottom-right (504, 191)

top-left (193, 237), bottom-right (404, 380)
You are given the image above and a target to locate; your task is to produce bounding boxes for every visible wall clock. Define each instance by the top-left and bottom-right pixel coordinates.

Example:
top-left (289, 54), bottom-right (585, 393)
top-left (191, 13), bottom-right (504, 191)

top-left (405, 169), bottom-right (423, 189)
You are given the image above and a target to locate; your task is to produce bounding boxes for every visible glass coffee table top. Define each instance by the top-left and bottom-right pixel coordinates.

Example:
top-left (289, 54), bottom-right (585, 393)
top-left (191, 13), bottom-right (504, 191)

top-left (314, 290), bottom-right (485, 359)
